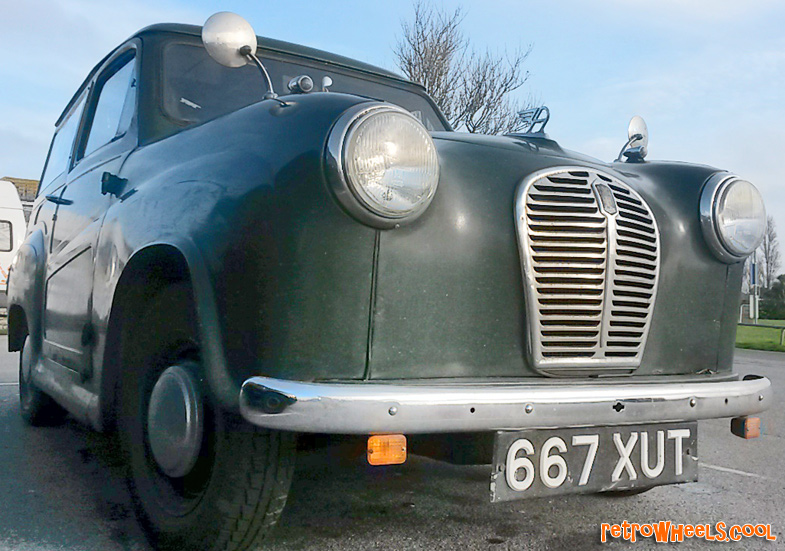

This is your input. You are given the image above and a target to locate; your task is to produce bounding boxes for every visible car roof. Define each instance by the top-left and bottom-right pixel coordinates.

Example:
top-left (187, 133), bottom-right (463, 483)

top-left (55, 22), bottom-right (415, 127)
top-left (140, 23), bottom-right (408, 82)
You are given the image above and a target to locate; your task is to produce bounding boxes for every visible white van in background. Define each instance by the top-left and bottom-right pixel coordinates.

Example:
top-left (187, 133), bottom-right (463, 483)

top-left (0, 180), bottom-right (27, 307)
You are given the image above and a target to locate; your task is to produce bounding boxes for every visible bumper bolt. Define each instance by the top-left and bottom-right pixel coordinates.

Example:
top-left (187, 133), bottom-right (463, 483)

top-left (388, 406), bottom-right (398, 416)
top-left (759, 395), bottom-right (764, 401)
top-left (525, 404), bottom-right (534, 414)
top-left (689, 398), bottom-right (697, 407)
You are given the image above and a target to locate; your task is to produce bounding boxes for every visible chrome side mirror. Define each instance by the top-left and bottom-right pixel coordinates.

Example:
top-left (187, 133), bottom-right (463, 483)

top-left (628, 116), bottom-right (648, 156)
top-left (202, 12), bottom-right (284, 103)
top-left (616, 115), bottom-right (649, 162)
top-left (201, 12), bottom-right (257, 68)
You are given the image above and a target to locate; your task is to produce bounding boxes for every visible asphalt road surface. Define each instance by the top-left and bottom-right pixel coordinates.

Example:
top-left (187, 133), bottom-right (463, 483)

top-left (0, 338), bottom-right (782, 550)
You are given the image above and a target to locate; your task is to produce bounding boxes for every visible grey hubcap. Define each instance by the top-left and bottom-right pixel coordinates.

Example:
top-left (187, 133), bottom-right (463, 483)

top-left (147, 363), bottom-right (204, 478)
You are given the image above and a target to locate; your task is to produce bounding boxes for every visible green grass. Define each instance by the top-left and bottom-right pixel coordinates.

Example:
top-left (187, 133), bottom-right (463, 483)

top-left (757, 318), bottom-right (785, 327)
top-left (736, 321), bottom-right (785, 352)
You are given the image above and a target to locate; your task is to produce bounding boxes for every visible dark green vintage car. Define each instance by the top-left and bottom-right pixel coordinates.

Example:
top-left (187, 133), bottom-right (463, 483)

top-left (8, 11), bottom-right (772, 551)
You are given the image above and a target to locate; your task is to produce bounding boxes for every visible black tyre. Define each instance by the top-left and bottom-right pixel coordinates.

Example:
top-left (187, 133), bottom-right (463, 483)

top-left (19, 335), bottom-right (66, 425)
top-left (119, 285), bottom-right (296, 551)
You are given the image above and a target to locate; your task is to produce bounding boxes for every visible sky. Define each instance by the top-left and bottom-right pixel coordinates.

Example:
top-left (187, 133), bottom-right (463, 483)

top-left (1, 0), bottom-right (784, 252)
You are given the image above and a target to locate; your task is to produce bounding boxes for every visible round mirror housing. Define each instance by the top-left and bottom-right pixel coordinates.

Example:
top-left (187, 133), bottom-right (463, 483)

top-left (202, 12), bottom-right (257, 68)
top-left (627, 115), bottom-right (649, 157)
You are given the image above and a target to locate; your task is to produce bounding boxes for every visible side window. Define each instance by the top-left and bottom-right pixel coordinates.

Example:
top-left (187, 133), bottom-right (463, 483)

top-left (82, 54), bottom-right (136, 159)
top-left (0, 221), bottom-right (12, 252)
top-left (38, 92), bottom-right (87, 196)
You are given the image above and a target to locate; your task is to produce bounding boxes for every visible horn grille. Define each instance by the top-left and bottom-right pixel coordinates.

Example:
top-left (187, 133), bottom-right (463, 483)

top-left (515, 168), bottom-right (660, 376)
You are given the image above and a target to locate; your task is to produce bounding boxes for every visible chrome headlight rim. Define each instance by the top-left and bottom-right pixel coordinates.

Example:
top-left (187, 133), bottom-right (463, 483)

top-left (325, 102), bottom-right (439, 229)
top-left (699, 172), bottom-right (766, 263)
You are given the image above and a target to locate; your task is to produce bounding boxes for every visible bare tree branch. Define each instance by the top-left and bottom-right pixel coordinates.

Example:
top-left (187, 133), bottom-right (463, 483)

top-left (394, 3), bottom-right (466, 126)
top-left (760, 215), bottom-right (781, 288)
top-left (395, 2), bottom-right (534, 134)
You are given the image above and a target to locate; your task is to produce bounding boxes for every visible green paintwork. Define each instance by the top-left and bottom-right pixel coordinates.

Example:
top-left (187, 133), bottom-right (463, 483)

top-left (7, 26), bottom-right (744, 431)
top-left (369, 138), bottom-right (734, 379)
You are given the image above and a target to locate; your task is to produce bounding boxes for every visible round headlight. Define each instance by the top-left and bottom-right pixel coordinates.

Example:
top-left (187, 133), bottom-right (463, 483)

top-left (327, 104), bottom-right (439, 228)
top-left (700, 174), bottom-right (766, 262)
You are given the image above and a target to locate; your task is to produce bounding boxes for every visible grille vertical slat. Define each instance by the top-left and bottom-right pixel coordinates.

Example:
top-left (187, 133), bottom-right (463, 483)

top-left (515, 168), bottom-right (660, 376)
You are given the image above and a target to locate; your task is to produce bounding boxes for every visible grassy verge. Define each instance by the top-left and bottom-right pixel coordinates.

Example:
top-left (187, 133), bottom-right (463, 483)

top-left (736, 321), bottom-right (785, 352)
top-left (760, 319), bottom-right (785, 327)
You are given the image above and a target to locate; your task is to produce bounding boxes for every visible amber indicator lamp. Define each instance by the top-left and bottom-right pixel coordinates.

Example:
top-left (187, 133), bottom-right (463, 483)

top-left (731, 416), bottom-right (761, 439)
top-left (367, 434), bottom-right (407, 465)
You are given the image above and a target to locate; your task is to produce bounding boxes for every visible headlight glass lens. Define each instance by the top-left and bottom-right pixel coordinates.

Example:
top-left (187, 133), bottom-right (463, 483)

top-left (715, 180), bottom-right (766, 256)
top-left (344, 110), bottom-right (439, 218)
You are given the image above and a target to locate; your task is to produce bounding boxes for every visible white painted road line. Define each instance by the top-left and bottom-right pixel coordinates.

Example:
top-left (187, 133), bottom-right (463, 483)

top-left (700, 462), bottom-right (767, 480)
top-left (0, 382), bottom-right (17, 386)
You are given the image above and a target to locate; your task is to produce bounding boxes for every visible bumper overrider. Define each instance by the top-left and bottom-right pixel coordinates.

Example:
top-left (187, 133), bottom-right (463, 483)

top-left (239, 375), bottom-right (772, 434)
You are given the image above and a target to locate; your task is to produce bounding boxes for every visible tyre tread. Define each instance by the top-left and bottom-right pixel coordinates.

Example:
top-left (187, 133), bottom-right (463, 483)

top-left (210, 427), bottom-right (296, 551)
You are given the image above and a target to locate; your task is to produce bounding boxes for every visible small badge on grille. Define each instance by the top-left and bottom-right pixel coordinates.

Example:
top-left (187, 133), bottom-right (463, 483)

top-left (593, 182), bottom-right (618, 215)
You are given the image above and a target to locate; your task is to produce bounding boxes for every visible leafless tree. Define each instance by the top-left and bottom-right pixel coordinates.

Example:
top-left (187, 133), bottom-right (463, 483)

top-left (741, 256), bottom-right (752, 294)
top-left (394, 2), bottom-right (533, 134)
top-left (761, 215), bottom-right (781, 288)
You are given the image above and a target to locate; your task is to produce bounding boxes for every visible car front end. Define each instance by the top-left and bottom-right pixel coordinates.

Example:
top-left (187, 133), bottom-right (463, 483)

top-left (229, 99), bottom-right (772, 498)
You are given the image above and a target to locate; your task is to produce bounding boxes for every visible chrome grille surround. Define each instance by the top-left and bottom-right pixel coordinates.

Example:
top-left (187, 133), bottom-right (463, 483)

top-left (514, 167), bottom-right (660, 376)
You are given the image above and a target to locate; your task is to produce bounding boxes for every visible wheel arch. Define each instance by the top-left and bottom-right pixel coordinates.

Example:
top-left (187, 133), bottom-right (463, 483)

top-left (7, 229), bottom-right (46, 352)
top-left (99, 240), bottom-right (235, 430)
top-left (100, 244), bottom-right (191, 430)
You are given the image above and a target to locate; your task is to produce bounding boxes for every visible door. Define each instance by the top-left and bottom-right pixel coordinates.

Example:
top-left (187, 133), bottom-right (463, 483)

top-left (30, 89), bottom-right (89, 265)
top-left (43, 47), bottom-right (138, 377)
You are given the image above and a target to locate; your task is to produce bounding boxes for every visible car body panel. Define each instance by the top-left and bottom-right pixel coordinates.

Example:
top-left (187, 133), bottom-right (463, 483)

top-left (6, 25), bottom-right (762, 435)
top-left (369, 139), bottom-right (732, 380)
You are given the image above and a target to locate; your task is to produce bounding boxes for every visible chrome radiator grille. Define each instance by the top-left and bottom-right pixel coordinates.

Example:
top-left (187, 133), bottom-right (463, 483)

top-left (514, 168), bottom-right (660, 375)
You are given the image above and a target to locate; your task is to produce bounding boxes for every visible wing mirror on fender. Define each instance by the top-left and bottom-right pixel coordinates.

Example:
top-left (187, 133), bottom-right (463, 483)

top-left (201, 12), bottom-right (286, 105)
top-left (201, 12), bottom-right (257, 68)
top-left (616, 115), bottom-right (648, 162)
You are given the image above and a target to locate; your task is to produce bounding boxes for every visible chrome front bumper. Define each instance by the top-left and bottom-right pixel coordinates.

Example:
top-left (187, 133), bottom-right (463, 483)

top-left (239, 376), bottom-right (772, 435)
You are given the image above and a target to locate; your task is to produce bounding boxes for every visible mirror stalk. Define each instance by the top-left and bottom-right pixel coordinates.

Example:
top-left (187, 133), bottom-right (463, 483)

top-left (616, 133), bottom-right (644, 162)
top-left (239, 45), bottom-right (288, 107)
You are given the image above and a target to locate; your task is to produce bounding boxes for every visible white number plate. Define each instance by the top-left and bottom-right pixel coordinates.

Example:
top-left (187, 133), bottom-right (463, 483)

top-left (491, 423), bottom-right (697, 501)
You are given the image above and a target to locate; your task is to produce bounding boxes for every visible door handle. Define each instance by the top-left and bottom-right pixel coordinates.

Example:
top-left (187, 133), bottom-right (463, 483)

top-left (45, 194), bottom-right (73, 206)
top-left (101, 172), bottom-right (128, 196)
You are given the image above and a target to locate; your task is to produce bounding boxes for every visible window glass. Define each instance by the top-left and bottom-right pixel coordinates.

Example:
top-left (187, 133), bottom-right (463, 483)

top-left (83, 55), bottom-right (136, 158)
top-left (0, 221), bottom-right (11, 252)
top-left (162, 43), bottom-right (446, 131)
top-left (39, 93), bottom-right (87, 195)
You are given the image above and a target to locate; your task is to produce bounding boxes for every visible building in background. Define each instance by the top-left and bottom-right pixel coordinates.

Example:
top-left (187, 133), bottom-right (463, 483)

top-left (0, 180), bottom-right (27, 309)
top-left (0, 176), bottom-right (37, 222)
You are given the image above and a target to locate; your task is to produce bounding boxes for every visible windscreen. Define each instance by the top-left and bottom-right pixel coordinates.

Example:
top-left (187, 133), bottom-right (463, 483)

top-left (162, 43), bottom-right (446, 131)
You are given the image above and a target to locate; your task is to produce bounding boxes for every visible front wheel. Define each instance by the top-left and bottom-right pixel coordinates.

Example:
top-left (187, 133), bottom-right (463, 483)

top-left (120, 285), bottom-right (296, 551)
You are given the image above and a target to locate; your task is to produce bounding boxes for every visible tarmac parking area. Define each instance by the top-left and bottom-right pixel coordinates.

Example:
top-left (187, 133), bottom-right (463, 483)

top-left (0, 341), bottom-right (782, 550)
